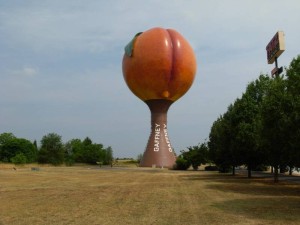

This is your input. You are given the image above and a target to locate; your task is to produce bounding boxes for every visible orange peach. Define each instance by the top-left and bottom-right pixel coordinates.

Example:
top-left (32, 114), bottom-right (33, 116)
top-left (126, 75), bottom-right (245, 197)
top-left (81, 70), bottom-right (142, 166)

top-left (122, 27), bottom-right (197, 102)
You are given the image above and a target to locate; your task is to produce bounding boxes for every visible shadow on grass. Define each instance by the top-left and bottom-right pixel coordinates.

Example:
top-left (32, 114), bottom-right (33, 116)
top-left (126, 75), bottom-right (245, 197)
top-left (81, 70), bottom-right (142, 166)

top-left (212, 197), bottom-right (300, 222)
top-left (180, 172), bottom-right (300, 197)
top-left (179, 172), bottom-right (300, 223)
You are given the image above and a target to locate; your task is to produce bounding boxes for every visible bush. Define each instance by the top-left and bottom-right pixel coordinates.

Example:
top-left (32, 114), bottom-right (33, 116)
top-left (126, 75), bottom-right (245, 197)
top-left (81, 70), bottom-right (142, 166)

top-left (64, 156), bottom-right (75, 166)
top-left (173, 157), bottom-right (190, 170)
top-left (11, 153), bottom-right (27, 165)
top-left (205, 165), bottom-right (219, 171)
top-left (218, 165), bottom-right (231, 173)
top-left (253, 164), bottom-right (269, 171)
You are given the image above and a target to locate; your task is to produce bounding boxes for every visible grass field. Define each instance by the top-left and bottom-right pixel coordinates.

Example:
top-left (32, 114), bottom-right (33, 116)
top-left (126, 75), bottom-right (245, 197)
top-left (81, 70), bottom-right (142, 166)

top-left (0, 164), bottom-right (299, 225)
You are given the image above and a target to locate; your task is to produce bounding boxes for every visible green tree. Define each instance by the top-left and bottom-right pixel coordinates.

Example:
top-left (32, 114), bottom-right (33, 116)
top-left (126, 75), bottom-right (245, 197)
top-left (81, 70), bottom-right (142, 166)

top-left (1, 138), bottom-right (37, 163)
top-left (82, 137), bottom-right (92, 146)
top-left (207, 56), bottom-right (300, 181)
top-left (260, 76), bottom-right (289, 182)
top-left (0, 132), bottom-right (16, 145)
top-left (33, 140), bottom-right (38, 150)
top-left (230, 75), bottom-right (271, 177)
top-left (11, 153), bottom-right (27, 165)
top-left (208, 112), bottom-right (233, 173)
top-left (38, 133), bottom-right (64, 165)
top-left (103, 146), bottom-right (113, 165)
top-left (64, 137), bottom-right (113, 165)
top-left (78, 137), bottom-right (105, 164)
top-left (181, 143), bottom-right (208, 170)
top-left (83, 143), bottom-right (104, 164)
top-left (136, 153), bottom-right (143, 164)
top-left (64, 138), bottom-right (83, 165)
top-left (174, 156), bottom-right (191, 170)
top-left (285, 55), bottom-right (300, 170)
top-left (0, 133), bottom-right (16, 162)
top-left (208, 75), bottom-right (272, 176)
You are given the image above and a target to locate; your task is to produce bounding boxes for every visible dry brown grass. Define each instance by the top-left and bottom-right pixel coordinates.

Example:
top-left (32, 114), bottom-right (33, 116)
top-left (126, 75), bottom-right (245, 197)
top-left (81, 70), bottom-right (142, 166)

top-left (0, 165), bottom-right (299, 225)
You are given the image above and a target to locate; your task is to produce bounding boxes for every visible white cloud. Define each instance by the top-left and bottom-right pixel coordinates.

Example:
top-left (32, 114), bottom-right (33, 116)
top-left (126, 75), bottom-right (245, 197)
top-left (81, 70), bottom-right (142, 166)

top-left (23, 66), bottom-right (39, 77)
top-left (11, 66), bottom-right (39, 77)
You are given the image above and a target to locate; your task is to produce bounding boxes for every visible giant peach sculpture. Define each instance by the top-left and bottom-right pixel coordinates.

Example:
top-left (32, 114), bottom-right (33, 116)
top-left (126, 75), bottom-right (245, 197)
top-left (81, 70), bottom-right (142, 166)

top-left (122, 27), bottom-right (197, 168)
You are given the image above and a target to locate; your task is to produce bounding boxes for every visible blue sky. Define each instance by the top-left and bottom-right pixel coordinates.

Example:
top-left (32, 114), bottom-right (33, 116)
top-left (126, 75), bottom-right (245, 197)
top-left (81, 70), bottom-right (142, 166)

top-left (1, 0), bottom-right (300, 158)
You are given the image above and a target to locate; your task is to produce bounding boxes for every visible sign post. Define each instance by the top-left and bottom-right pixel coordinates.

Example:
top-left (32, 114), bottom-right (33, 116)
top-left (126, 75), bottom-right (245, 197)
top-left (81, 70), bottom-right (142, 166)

top-left (266, 31), bottom-right (285, 77)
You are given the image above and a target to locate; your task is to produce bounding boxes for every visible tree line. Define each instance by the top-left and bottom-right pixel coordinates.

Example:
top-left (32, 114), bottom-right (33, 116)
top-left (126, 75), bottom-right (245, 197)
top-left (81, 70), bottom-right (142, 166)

top-left (0, 132), bottom-right (113, 166)
top-left (177, 55), bottom-right (300, 182)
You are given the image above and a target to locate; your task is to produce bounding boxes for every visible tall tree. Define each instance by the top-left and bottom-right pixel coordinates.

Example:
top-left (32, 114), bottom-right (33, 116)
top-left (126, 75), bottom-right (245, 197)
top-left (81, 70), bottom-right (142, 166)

top-left (181, 143), bottom-right (208, 170)
top-left (64, 137), bottom-right (114, 165)
top-left (65, 139), bottom-right (83, 163)
top-left (0, 133), bottom-right (16, 162)
top-left (104, 146), bottom-right (114, 165)
top-left (83, 143), bottom-right (104, 164)
top-left (207, 56), bottom-right (300, 181)
top-left (260, 76), bottom-right (289, 182)
top-left (285, 55), bottom-right (300, 170)
top-left (0, 133), bottom-right (16, 145)
top-left (38, 133), bottom-right (64, 165)
top-left (1, 138), bottom-right (37, 163)
top-left (82, 137), bottom-right (92, 146)
top-left (230, 75), bottom-right (271, 177)
top-left (208, 110), bottom-right (234, 173)
top-left (33, 140), bottom-right (38, 150)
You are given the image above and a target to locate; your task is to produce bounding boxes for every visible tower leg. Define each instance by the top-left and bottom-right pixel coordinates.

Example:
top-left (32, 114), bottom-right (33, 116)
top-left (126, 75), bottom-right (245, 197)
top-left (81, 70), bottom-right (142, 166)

top-left (140, 99), bottom-right (176, 168)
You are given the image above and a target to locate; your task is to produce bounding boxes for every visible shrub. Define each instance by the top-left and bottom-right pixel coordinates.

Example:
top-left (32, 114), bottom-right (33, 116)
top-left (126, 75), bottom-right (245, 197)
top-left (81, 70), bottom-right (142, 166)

top-left (173, 157), bottom-right (190, 170)
top-left (205, 165), bottom-right (219, 171)
top-left (64, 156), bottom-right (75, 166)
top-left (11, 153), bottom-right (27, 165)
top-left (218, 165), bottom-right (231, 173)
top-left (253, 164), bottom-right (269, 171)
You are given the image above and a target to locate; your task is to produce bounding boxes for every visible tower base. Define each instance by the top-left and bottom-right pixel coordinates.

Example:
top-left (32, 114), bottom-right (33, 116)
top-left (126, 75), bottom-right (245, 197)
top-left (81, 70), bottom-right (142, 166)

top-left (140, 99), bottom-right (176, 168)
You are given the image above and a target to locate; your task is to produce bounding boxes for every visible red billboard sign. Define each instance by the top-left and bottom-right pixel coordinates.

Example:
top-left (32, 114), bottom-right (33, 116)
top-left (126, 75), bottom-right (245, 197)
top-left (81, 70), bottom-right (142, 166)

top-left (266, 31), bottom-right (285, 64)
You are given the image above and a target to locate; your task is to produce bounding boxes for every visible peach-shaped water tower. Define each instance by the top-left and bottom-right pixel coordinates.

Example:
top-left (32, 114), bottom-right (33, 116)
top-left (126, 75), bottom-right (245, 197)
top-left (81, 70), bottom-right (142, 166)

top-left (122, 27), bottom-right (197, 168)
